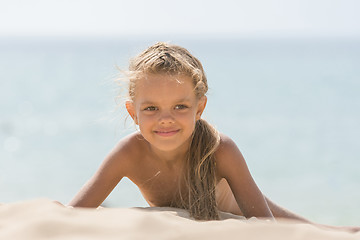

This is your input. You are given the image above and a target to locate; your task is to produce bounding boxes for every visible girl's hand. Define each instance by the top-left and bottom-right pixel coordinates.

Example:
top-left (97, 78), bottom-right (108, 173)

top-left (53, 201), bottom-right (64, 207)
top-left (314, 224), bottom-right (360, 233)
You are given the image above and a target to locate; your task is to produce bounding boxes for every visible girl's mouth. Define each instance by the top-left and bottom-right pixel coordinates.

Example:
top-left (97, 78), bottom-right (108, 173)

top-left (154, 129), bottom-right (180, 137)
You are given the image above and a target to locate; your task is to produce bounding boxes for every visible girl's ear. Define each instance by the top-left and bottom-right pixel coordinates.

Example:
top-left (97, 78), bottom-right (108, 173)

top-left (125, 100), bottom-right (138, 125)
top-left (196, 96), bottom-right (207, 121)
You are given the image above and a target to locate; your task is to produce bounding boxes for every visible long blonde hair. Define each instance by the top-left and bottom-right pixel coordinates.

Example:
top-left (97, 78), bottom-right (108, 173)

top-left (127, 42), bottom-right (220, 220)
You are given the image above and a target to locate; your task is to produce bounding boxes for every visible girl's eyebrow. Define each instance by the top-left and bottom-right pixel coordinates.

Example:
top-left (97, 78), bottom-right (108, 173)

top-left (139, 101), bottom-right (155, 105)
top-left (140, 97), bottom-right (192, 106)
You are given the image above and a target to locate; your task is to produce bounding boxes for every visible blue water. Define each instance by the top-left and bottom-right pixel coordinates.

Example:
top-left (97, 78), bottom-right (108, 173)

top-left (1, 37), bottom-right (359, 225)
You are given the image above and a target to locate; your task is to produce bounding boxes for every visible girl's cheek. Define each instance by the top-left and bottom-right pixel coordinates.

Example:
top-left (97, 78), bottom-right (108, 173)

top-left (139, 113), bottom-right (156, 123)
top-left (177, 113), bottom-right (198, 124)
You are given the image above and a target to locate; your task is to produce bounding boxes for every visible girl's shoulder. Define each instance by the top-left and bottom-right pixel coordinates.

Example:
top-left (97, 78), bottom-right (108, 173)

top-left (110, 131), bottom-right (148, 163)
top-left (116, 130), bottom-right (146, 150)
top-left (215, 133), bottom-right (246, 175)
top-left (216, 133), bottom-right (240, 155)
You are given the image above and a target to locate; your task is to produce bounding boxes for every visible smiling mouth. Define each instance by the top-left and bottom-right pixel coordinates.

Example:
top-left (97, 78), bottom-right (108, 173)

top-left (154, 129), bottom-right (180, 137)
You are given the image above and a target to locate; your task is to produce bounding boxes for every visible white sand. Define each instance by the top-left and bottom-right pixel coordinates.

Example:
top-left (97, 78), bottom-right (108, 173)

top-left (0, 199), bottom-right (358, 240)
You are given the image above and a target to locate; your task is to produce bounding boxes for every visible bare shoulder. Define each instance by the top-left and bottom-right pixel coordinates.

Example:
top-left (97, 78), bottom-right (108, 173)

top-left (215, 133), bottom-right (247, 179)
top-left (215, 133), bottom-right (243, 160)
top-left (104, 131), bottom-right (146, 176)
top-left (112, 132), bottom-right (145, 158)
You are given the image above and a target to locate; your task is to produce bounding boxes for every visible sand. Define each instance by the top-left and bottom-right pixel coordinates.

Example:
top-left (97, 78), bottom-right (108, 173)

top-left (0, 199), bottom-right (358, 240)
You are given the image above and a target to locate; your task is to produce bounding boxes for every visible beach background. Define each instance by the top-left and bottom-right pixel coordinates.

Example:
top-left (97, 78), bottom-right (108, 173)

top-left (1, 0), bottom-right (359, 227)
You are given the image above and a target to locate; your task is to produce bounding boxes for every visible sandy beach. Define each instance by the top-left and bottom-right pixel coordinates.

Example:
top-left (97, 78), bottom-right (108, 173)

top-left (0, 199), bottom-right (358, 240)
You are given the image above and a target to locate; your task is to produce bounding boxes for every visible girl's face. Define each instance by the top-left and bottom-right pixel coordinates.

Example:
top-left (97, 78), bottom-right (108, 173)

top-left (126, 73), bottom-right (206, 154)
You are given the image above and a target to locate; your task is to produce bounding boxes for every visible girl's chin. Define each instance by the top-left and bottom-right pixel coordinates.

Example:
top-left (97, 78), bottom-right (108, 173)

top-left (150, 140), bottom-right (191, 153)
top-left (141, 132), bottom-right (193, 153)
top-left (151, 144), bottom-right (182, 152)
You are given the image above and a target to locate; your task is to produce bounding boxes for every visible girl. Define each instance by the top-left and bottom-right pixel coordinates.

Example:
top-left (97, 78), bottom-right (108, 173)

top-left (69, 42), bottom-right (359, 230)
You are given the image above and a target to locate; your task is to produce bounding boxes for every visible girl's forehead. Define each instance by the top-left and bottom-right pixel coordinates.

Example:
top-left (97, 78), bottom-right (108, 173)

top-left (133, 74), bottom-right (196, 101)
top-left (135, 73), bottom-right (194, 92)
top-left (139, 73), bottom-right (191, 85)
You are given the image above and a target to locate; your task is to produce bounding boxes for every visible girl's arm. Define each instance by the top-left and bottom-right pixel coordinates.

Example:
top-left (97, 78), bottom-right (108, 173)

top-left (215, 135), bottom-right (359, 232)
top-left (215, 135), bottom-right (274, 219)
top-left (68, 138), bottom-right (133, 208)
top-left (265, 194), bottom-right (360, 232)
top-left (264, 196), bottom-right (310, 222)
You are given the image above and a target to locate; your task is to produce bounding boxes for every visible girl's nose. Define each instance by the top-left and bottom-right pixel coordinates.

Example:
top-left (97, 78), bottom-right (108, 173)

top-left (159, 111), bottom-right (175, 124)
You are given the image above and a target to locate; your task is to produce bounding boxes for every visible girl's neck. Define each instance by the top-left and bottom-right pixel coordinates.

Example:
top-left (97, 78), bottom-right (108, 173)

top-left (147, 139), bottom-right (190, 169)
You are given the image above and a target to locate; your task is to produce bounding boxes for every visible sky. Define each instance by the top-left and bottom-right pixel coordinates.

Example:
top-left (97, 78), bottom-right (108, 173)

top-left (0, 0), bottom-right (360, 38)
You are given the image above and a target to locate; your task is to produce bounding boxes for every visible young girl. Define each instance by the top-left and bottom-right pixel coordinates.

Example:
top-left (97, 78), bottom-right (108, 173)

top-left (69, 42), bottom-right (359, 230)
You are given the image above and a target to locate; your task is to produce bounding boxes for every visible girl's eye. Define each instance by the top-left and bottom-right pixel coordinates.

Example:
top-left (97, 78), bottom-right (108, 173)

top-left (175, 104), bottom-right (188, 110)
top-left (144, 106), bottom-right (158, 111)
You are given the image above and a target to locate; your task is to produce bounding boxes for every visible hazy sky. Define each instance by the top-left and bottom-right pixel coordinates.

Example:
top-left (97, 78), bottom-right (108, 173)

top-left (0, 0), bottom-right (359, 38)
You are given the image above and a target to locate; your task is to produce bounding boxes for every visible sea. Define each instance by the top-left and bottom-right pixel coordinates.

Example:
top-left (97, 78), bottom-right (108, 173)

top-left (1, 36), bottom-right (359, 226)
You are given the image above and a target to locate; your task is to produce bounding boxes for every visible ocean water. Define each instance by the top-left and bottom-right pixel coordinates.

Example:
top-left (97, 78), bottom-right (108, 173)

top-left (1, 37), bottom-right (359, 226)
